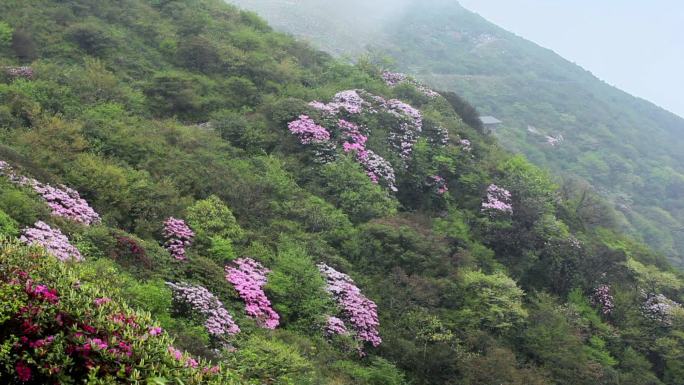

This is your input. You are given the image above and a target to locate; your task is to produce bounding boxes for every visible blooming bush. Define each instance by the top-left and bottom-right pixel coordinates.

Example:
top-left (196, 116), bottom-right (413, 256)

top-left (641, 292), bottom-right (681, 326)
top-left (163, 217), bottom-right (195, 261)
top-left (19, 221), bottom-right (83, 262)
top-left (166, 282), bottom-right (240, 339)
top-left (0, 160), bottom-right (100, 225)
top-left (590, 285), bottom-right (615, 315)
top-left (429, 175), bottom-right (449, 195)
top-left (318, 263), bottom-right (381, 347)
top-left (482, 184), bottom-right (513, 214)
top-left (381, 71), bottom-right (439, 98)
top-left (325, 316), bottom-right (349, 336)
top-left (225, 258), bottom-right (280, 329)
top-left (386, 99), bottom-right (423, 160)
top-left (0, 240), bottom-right (243, 384)
top-left (287, 115), bottom-right (331, 144)
top-left (4, 66), bottom-right (34, 79)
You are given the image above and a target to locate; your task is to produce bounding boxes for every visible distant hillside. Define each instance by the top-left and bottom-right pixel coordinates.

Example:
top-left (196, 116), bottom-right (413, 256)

top-left (228, 0), bottom-right (684, 265)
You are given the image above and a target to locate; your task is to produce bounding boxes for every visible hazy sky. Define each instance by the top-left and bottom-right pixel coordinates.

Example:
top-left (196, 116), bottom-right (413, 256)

top-left (458, 0), bottom-right (684, 118)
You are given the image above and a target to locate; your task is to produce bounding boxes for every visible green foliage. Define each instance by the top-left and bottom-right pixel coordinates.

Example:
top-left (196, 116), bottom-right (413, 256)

top-left (186, 195), bottom-right (244, 245)
top-left (227, 335), bottom-right (314, 384)
top-left (0, 209), bottom-right (18, 236)
top-left (267, 241), bottom-right (332, 328)
top-left (454, 270), bottom-right (527, 333)
top-left (0, 1), bottom-right (683, 384)
top-left (0, 22), bottom-right (11, 48)
top-left (318, 157), bottom-right (398, 223)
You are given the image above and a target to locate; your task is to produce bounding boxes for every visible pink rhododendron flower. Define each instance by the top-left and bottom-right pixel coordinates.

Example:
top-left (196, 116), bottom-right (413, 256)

top-left (225, 258), bottom-right (280, 329)
top-left (0, 161), bottom-right (100, 225)
top-left (325, 316), bottom-right (349, 336)
top-left (148, 326), bottom-right (163, 336)
top-left (482, 184), bottom-right (513, 214)
top-left (94, 297), bottom-right (112, 307)
top-left (288, 115), bottom-right (331, 144)
top-left (163, 217), bottom-right (194, 261)
top-left (318, 264), bottom-right (381, 347)
top-left (166, 282), bottom-right (240, 337)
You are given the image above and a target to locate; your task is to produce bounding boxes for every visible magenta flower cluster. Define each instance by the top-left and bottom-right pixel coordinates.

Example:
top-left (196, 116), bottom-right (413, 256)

top-left (337, 119), bottom-right (398, 191)
top-left (19, 221), bottom-right (83, 262)
top-left (163, 217), bottom-right (194, 261)
top-left (4, 66), bottom-right (34, 79)
top-left (168, 346), bottom-right (199, 368)
top-left (381, 71), bottom-right (440, 98)
top-left (166, 282), bottom-right (240, 337)
top-left (591, 285), bottom-right (615, 315)
top-left (225, 258), bottom-right (280, 329)
top-left (0, 160), bottom-right (100, 225)
top-left (288, 115), bottom-right (332, 144)
top-left (318, 263), bottom-right (381, 347)
top-left (482, 184), bottom-right (513, 214)
top-left (325, 316), bottom-right (349, 336)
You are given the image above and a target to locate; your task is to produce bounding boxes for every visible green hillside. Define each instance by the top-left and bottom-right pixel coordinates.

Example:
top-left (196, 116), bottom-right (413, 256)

top-left (228, 0), bottom-right (684, 266)
top-left (0, 0), bottom-right (683, 384)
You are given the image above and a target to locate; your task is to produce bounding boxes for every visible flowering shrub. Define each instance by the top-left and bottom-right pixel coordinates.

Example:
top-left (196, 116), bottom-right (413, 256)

top-left (318, 263), bottom-right (381, 347)
top-left (641, 292), bottom-right (681, 326)
top-left (386, 99), bottom-right (423, 160)
top-left (482, 184), bottom-right (513, 214)
top-left (166, 282), bottom-right (240, 339)
top-left (590, 285), bottom-right (615, 315)
top-left (225, 258), bottom-right (280, 329)
top-left (358, 150), bottom-right (397, 192)
top-left (458, 138), bottom-right (472, 152)
top-left (293, 89), bottom-right (427, 190)
top-left (287, 115), bottom-right (331, 144)
top-left (381, 71), bottom-right (440, 98)
top-left (163, 217), bottom-right (195, 261)
top-left (4, 66), bottom-right (34, 79)
top-left (336, 119), bottom-right (397, 191)
top-left (0, 240), bottom-right (242, 384)
top-left (325, 316), bottom-right (349, 336)
top-left (0, 160), bottom-right (100, 225)
top-left (309, 90), bottom-right (366, 116)
top-left (20, 221), bottom-right (83, 262)
top-left (429, 175), bottom-right (449, 195)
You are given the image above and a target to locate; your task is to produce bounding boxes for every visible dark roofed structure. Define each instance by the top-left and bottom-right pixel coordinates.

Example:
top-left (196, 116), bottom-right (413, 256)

top-left (479, 116), bottom-right (502, 132)
top-left (479, 116), bottom-right (502, 125)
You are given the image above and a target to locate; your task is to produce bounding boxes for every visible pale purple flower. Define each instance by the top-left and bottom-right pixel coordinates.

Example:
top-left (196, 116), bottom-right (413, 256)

top-left (325, 316), bottom-right (349, 336)
top-left (4, 66), bottom-right (33, 79)
top-left (288, 115), bottom-right (331, 145)
top-left (225, 258), bottom-right (280, 329)
top-left (20, 221), bottom-right (83, 262)
top-left (166, 282), bottom-right (240, 337)
top-left (381, 71), bottom-right (439, 98)
top-left (0, 160), bottom-right (100, 224)
top-left (318, 264), bottom-right (381, 347)
top-left (163, 217), bottom-right (194, 261)
top-left (482, 184), bottom-right (513, 214)
top-left (430, 175), bottom-right (448, 195)
top-left (591, 285), bottom-right (614, 315)
top-left (641, 292), bottom-right (680, 326)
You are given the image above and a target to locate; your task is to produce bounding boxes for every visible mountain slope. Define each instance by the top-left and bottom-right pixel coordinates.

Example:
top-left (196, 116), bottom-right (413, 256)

top-left (228, 0), bottom-right (684, 265)
top-left (1, 0), bottom-right (684, 384)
